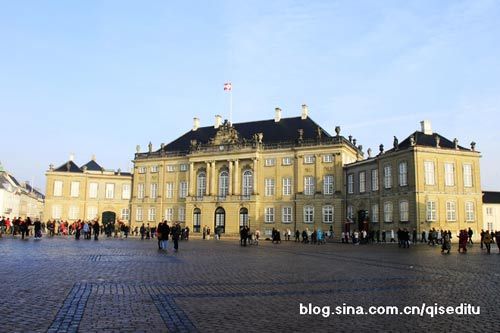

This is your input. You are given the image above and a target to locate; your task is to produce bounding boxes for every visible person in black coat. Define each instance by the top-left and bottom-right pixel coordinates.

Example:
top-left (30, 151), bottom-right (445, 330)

top-left (93, 221), bottom-right (100, 240)
top-left (171, 223), bottom-right (181, 252)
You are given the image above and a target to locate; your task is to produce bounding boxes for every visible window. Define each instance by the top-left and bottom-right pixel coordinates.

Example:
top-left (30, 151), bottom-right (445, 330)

top-left (322, 205), bottom-right (333, 223)
top-left (150, 165), bottom-right (159, 173)
top-left (347, 205), bottom-right (354, 220)
top-left (304, 206), bottom-right (314, 223)
top-left (89, 183), bottom-right (98, 199)
top-left (264, 158), bottom-right (275, 166)
top-left (465, 202), bottom-right (475, 222)
top-left (399, 201), bottom-right (409, 222)
top-left (136, 207), bottom-right (143, 221)
top-left (486, 207), bottom-right (493, 216)
top-left (371, 204), bottom-right (379, 223)
top-left (282, 157), bottom-right (292, 165)
top-left (165, 208), bottom-right (174, 221)
top-left (242, 170), bottom-right (253, 196)
top-left (384, 202), bottom-right (393, 223)
top-left (179, 181), bottom-right (188, 198)
top-left (282, 177), bottom-right (292, 196)
top-left (52, 205), bottom-right (62, 219)
top-left (148, 207), bottom-right (156, 221)
top-left (424, 161), bottom-right (435, 185)
top-left (265, 207), bottom-right (275, 223)
top-left (282, 207), bottom-right (292, 223)
top-left (105, 183), bottom-right (115, 199)
top-left (371, 169), bottom-right (379, 191)
top-left (166, 165), bottom-right (175, 172)
top-left (384, 165), bottom-right (392, 189)
top-left (265, 178), bottom-right (275, 196)
top-left (122, 184), bottom-right (131, 199)
top-left (359, 172), bottom-right (366, 193)
top-left (70, 181), bottom-right (80, 198)
top-left (180, 164), bottom-right (188, 172)
top-left (426, 201), bottom-right (437, 221)
top-left (178, 207), bottom-right (185, 222)
top-left (69, 205), bottom-right (79, 220)
top-left (347, 174), bottom-right (354, 194)
top-left (53, 180), bottom-right (63, 197)
top-left (138, 166), bottom-right (146, 174)
top-left (399, 161), bottom-right (408, 186)
top-left (165, 182), bottom-right (174, 199)
top-left (150, 183), bottom-right (158, 199)
top-left (87, 206), bottom-right (97, 220)
top-left (121, 208), bottom-right (130, 221)
top-left (219, 171), bottom-right (229, 197)
top-left (323, 154), bottom-right (333, 163)
top-left (196, 172), bottom-right (206, 197)
top-left (304, 176), bottom-right (315, 195)
top-left (137, 183), bottom-right (145, 199)
top-left (323, 175), bottom-right (334, 195)
top-left (446, 201), bottom-right (456, 221)
top-left (463, 164), bottom-right (473, 187)
top-left (444, 163), bottom-right (455, 186)
top-left (304, 155), bottom-right (315, 164)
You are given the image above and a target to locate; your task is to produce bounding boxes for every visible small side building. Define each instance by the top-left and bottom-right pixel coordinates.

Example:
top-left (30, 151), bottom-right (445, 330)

top-left (483, 191), bottom-right (500, 232)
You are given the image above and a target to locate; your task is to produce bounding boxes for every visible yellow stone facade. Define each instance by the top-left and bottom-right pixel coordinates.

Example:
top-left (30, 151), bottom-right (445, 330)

top-left (345, 122), bottom-right (482, 238)
top-left (131, 114), bottom-right (361, 236)
top-left (44, 160), bottom-right (132, 223)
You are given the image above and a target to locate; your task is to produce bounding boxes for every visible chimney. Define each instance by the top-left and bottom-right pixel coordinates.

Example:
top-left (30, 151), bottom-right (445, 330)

top-left (274, 107), bottom-right (282, 122)
top-left (301, 104), bottom-right (308, 119)
top-left (69, 153), bottom-right (75, 161)
top-left (91, 154), bottom-right (96, 161)
top-left (420, 120), bottom-right (432, 135)
top-left (215, 115), bottom-right (222, 128)
top-left (193, 117), bottom-right (200, 131)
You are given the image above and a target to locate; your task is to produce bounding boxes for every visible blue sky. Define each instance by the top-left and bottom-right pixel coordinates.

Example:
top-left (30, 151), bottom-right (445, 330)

top-left (1, 0), bottom-right (499, 191)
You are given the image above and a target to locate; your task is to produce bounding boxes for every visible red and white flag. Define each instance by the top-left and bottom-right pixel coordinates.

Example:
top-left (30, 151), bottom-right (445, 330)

top-left (223, 82), bottom-right (232, 91)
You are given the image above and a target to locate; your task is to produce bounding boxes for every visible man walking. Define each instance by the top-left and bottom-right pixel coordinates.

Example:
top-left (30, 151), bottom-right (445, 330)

top-left (468, 227), bottom-right (474, 244)
top-left (171, 222), bottom-right (181, 252)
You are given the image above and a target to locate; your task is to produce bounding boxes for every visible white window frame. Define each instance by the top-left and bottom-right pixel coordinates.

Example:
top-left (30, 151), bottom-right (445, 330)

top-left (347, 205), bottom-right (354, 220)
top-left (264, 158), bottom-right (276, 167)
top-left (424, 161), bottom-right (435, 185)
top-left (265, 207), bottom-right (275, 223)
top-left (105, 183), bottom-right (115, 199)
top-left (322, 154), bottom-right (333, 163)
top-left (265, 178), bottom-right (275, 197)
top-left (304, 155), bottom-right (315, 164)
top-left (121, 208), bottom-right (130, 221)
top-left (444, 163), bottom-right (455, 187)
top-left (463, 164), bottom-right (473, 188)
top-left (178, 207), bottom-right (185, 222)
top-left (53, 180), bottom-right (63, 197)
top-left (304, 176), bottom-right (315, 195)
top-left (399, 200), bottom-right (409, 222)
top-left (446, 201), bottom-right (456, 222)
top-left (179, 181), bottom-right (188, 198)
top-left (165, 208), bottom-right (174, 221)
top-left (371, 169), bottom-right (379, 191)
top-left (371, 204), bottom-right (379, 223)
top-left (304, 206), bottom-right (314, 223)
top-left (282, 157), bottom-right (292, 166)
top-left (166, 165), bottom-right (175, 172)
top-left (282, 206), bottom-right (293, 224)
top-left (180, 164), bottom-right (188, 172)
top-left (242, 170), bottom-right (253, 196)
top-left (196, 172), bottom-right (206, 197)
top-left (399, 161), bottom-right (408, 187)
top-left (322, 205), bottom-right (333, 224)
top-left (219, 171), bottom-right (229, 197)
top-left (384, 165), bottom-right (392, 189)
top-left (122, 184), bottom-right (131, 200)
top-left (52, 205), bottom-right (62, 219)
top-left (89, 182), bottom-right (98, 199)
top-left (68, 205), bottom-right (79, 220)
top-left (150, 165), bottom-right (159, 173)
top-left (282, 177), bottom-right (292, 196)
top-left (150, 183), bottom-right (158, 199)
top-left (323, 175), bottom-right (334, 195)
top-left (426, 201), bottom-right (437, 221)
top-left (465, 201), bottom-right (475, 222)
top-left (138, 166), bottom-right (146, 174)
top-left (137, 183), bottom-right (145, 199)
top-left (87, 206), bottom-right (97, 220)
top-left (384, 201), bottom-right (393, 223)
top-left (347, 174), bottom-right (354, 194)
top-left (148, 207), bottom-right (156, 222)
top-left (136, 207), bottom-right (143, 221)
top-left (70, 181), bottom-right (80, 198)
top-left (165, 182), bottom-right (174, 199)
top-left (359, 172), bottom-right (366, 193)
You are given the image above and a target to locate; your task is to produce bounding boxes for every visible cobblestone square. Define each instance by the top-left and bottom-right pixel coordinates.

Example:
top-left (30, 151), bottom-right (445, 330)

top-left (0, 236), bottom-right (498, 332)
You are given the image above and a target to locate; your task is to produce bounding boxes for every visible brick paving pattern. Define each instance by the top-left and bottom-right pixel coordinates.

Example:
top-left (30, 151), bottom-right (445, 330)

top-left (0, 236), bottom-right (499, 332)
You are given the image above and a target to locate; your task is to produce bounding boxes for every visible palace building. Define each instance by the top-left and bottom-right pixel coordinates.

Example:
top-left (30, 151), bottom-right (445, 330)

top-left (345, 121), bottom-right (482, 236)
top-left (44, 156), bottom-right (132, 224)
top-left (130, 105), bottom-right (362, 236)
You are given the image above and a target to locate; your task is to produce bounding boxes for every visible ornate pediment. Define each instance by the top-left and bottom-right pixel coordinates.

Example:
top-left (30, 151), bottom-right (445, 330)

top-left (210, 120), bottom-right (241, 145)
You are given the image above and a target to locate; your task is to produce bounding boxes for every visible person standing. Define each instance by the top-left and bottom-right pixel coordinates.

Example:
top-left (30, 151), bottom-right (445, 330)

top-left (495, 230), bottom-right (500, 253)
top-left (157, 221), bottom-right (164, 250)
top-left (468, 227), bottom-right (474, 244)
top-left (441, 231), bottom-right (451, 254)
top-left (483, 231), bottom-right (492, 254)
top-left (159, 221), bottom-right (170, 251)
top-left (93, 221), bottom-right (100, 240)
top-left (171, 222), bottom-right (181, 252)
top-left (34, 219), bottom-right (42, 239)
top-left (202, 225), bottom-right (207, 240)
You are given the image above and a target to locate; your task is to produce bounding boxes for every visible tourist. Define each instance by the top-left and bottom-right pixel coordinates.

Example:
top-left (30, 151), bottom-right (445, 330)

top-left (159, 221), bottom-right (170, 251)
top-left (480, 229), bottom-right (485, 249)
top-left (390, 229), bottom-right (396, 243)
top-left (171, 222), bottom-right (181, 252)
top-left (34, 219), bottom-right (42, 239)
top-left (93, 221), bottom-right (100, 240)
top-left (295, 229), bottom-right (300, 242)
top-left (441, 230), bottom-right (451, 254)
top-left (157, 221), bottom-right (164, 250)
top-left (140, 223), bottom-right (146, 240)
top-left (202, 225), bottom-right (207, 240)
top-left (483, 231), bottom-right (492, 254)
top-left (468, 227), bottom-right (474, 244)
top-left (458, 230), bottom-right (468, 253)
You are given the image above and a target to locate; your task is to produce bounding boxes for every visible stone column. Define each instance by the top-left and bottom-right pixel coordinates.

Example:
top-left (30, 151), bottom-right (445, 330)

top-left (211, 161), bottom-right (217, 196)
top-left (189, 162), bottom-right (195, 196)
top-left (205, 162), bottom-right (211, 196)
top-left (234, 159), bottom-right (240, 195)
top-left (228, 160), bottom-right (233, 196)
top-left (253, 158), bottom-right (258, 195)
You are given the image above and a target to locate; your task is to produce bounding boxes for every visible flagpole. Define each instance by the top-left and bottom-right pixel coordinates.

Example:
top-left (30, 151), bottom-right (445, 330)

top-left (230, 88), bottom-right (233, 125)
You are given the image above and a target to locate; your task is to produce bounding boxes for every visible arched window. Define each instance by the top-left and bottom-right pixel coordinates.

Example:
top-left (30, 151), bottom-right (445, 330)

top-left (197, 171), bottom-right (206, 197)
top-left (242, 170), bottom-right (253, 197)
top-left (215, 207), bottom-right (225, 233)
top-left (193, 208), bottom-right (201, 233)
top-left (239, 207), bottom-right (249, 227)
top-left (219, 171), bottom-right (229, 198)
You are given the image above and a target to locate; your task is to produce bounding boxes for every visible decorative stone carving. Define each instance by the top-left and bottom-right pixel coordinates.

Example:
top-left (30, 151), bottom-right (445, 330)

top-left (435, 135), bottom-right (440, 148)
top-left (335, 126), bottom-right (341, 136)
top-left (393, 136), bottom-right (398, 149)
top-left (367, 148), bottom-right (372, 158)
top-left (210, 121), bottom-right (241, 145)
top-left (379, 144), bottom-right (384, 154)
top-left (471, 141), bottom-right (476, 151)
top-left (453, 138), bottom-right (458, 150)
top-left (136, 145), bottom-right (140, 153)
top-left (410, 135), bottom-right (415, 146)
top-left (148, 142), bottom-right (153, 153)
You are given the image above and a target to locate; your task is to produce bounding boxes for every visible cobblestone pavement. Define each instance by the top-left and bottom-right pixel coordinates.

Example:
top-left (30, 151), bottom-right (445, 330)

top-left (0, 235), bottom-right (499, 332)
